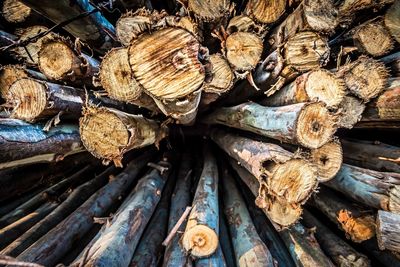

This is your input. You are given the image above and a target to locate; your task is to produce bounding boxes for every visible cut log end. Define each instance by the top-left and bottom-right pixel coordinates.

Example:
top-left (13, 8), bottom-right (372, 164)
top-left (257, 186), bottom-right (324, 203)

top-left (0, 65), bottom-right (28, 98)
top-left (310, 140), bottom-right (343, 182)
top-left (116, 12), bottom-right (152, 46)
top-left (305, 70), bottom-right (346, 107)
top-left (296, 102), bottom-right (337, 149)
top-left (303, 0), bottom-right (339, 34)
top-left (188, 0), bottom-right (229, 21)
top-left (337, 96), bottom-right (366, 129)
top-left (2, 0), bottom-right (31, 23)
top-left (337, 209), bottom-right (376, 243)
top-left (182, 224), bottom-right (219, 258)
top-left (225, 32), bottom-right (263, 73)
top-left (129, 27), bottom-right (204, 100)
top-left (204, 54), bottom-right (234, 94)
top-left (245, 0), bottom-right (286, 24)
top-left (264, 198), bottom-right (302, 228)
top-left (6, 78), bottom-right (47, 122)
top-left (385, 0), bottom-right (400, 44)
top-left (389, 186), bottom-right (400, 213)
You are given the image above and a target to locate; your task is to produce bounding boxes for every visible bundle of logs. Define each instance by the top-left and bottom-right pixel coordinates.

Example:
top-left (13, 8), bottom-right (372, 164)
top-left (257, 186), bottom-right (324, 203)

top-left (0, 0), bottom-right (399, 266)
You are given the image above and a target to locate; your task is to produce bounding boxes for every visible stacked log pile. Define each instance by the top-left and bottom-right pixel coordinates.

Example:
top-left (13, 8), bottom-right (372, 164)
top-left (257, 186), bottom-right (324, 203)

top-left (0, 0), bottom-right (399, 266)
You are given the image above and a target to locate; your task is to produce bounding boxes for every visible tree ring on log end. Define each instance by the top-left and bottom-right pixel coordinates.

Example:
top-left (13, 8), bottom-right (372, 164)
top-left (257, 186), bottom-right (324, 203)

top-left (129, 27), bottom-right (205, 100)
top-left (303, 0), bottom-right (339, 34)
top-left (100, 47), bottom-right (143, 102)
top-left (385, 0), bottom-right (400, 44)
top-left (389, 186), bottom-right (400, 213)
top-left (245, 0), bottom-right (286, 24)
top-left (0, 65), bottom-right (28, 98)
top-left (203, 54), bottom-right (234, 94)
top-left (267, 158), bottom-right (317, 204)
top-left (182, 224), bottom-right (218, 258)
top-left (2, 0), bottom-right (31, 23)
top-left (296, 102), bottom-right (337, 149)
top-left (310, 140), bottom-right (343, 182)
top-left (225, 32), bottom-right (263, 72)
top-left (188, 0), bottom-right (229, 22)
top-left (337, 96), bottom-right (366, 129)
top-left (265, 198), bottom-right (302, 227)
top-left (305, 70), bottom-right (346, 107)
top-left (7, 78), bottom-right (47, 122)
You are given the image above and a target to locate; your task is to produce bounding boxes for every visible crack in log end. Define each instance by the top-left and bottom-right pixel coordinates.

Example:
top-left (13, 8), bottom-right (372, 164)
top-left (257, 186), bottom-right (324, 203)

top-left (310, 140), bottom-right (343, 182)
top-left (337, 210), bottom-right (376, 243)
top-left (296, 102), bottom-right (337, 149)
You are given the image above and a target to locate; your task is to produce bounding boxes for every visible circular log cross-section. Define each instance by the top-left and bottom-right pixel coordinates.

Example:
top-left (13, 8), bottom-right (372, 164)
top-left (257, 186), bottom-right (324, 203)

top-left (129, 27), bottom-right (204, 100)
top-left (225, 32), bottom-right (263, 73)
top-left (245, 0), bottom-right (286, 24)
top-left (0, 65), bottom-right (28, 98)
top-left (385, 0), bottom-right (400, 44)
top-left (310, 140), bottom-right (343, 182)
top-left (188, 0), bottom-right (229, 22)
top-left (2, 0), bottom-right (31, 23)
top-left (79, 107), bottom-right (160, 166)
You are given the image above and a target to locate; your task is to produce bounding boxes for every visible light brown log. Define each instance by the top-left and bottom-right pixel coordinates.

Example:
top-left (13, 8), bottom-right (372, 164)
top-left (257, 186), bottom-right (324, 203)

top-left (309, 186), bottom-right (376, 243)
top-left (96, 47), bottom-right (158, 112)
top-left (187, 0), bottom-right (230, 23)
top-left (2, 0), bottom-right (31, 23)
top-left (309, 139), bottom-right (343, 182)
top-left (244, 0), bottom-right (286, 24)
top-left (79, 106), bottom-right (163, 166)
top-left (261, 69), bottom-right (346, 108)
top-left (337, 95), bottom-right (366, 129)
top-left (376, 210), bottom-right (400, 253)
top-left (385, 0), bottom-right (400, 44)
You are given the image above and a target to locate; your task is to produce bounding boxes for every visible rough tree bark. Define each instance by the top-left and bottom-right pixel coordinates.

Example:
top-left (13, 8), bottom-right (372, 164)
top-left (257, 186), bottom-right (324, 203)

top-left (376, 210), bottom-right (400, 253)
top-left (0, 119), bottom-right (83, 170)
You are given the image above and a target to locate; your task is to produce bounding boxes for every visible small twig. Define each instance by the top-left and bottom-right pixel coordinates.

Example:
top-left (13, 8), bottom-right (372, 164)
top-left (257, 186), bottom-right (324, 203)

top-left (147, 162), bottom-right (169, 174)
top-left (162, 206), bottom-right (192, 246)
top-left (0, 255), bottom-right (44, 267)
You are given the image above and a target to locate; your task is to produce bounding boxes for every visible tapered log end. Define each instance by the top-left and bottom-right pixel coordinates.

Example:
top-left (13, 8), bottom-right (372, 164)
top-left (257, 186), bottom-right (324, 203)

top-left (310, 140), bottom-right (343, 182)
top-left (267, 159), bottom-right (318, 204)
top-left (0, 65), bottom-right (28, 98)
top-left (2, 0), bottom-right (31, 23)
top-left (337, 210), bottom-right (376, 243)
top-left (6, 78), bottom-right (47, 122)
top-left (341, 56), bottom-right (389, 101)
top-left (182, 224), bottom-right (219, 258)
top-left (385, 1), bottom-right (400, 44)
top-left (284, 32), bottom-right (330, 72)
top-left (305, 70), bottom-right (346, 107)
top-left (337, 96), bottom-right (366, 129)
top-left (296, 102), bottom-right (337, 149)
top-left (264, 198), bottom-right (303, 228)
top-left (38, 39), bottom-right (77, 81)
top-left (188, 0), bottom-right (229, 22)
top-left (225, 32), bottom-right (263, 73)
top-left (245, 0), bottom-right (286, 24)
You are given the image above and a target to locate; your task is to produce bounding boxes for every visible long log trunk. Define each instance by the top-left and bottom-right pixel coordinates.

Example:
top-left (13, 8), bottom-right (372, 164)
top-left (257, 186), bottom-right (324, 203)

top-left (212, 129), bottom-right (318, 208)
top-left (163, 153), bottom-right (193, 267)
top-left (218, 207), bottom-right (236, 267)
top-left (95, 47), bottom-right (159, 112)
top-left (79, 158), bottom-right (172, 267)
top-left (16, 151), bottom-right (155, 266)
top-left (6, 78), bottom-right (85, 122)
top-left (279, 222), bottom-right (335, 267)
top-left (221, 168), bottom-right (274, 267)
top-left (129, 167), bottom-right (176, 267)
top-left (38, 36), bottom-right (99, 86)
top-left (194, 245), bottom-right (226, 267)
top-left (205, 102), bottom-right (337, 149)
top-left (0, 188), bottom-right (43, 217)
top-left (0, 29), bottom-right (16, 47)
top-left (302, 210), bottom-right (371, 267)
top-left (0, 119), bottom-right (83, 170)
top-left (18, 0), bottom-right (117, 53)
top-left (182, 145), bottom-right (219, 258)
top-left (228, 158), bottom-right (303, 228)
top-left (244, 0), bottom-right (286, 24)
top-left (376, 210), bottom-right (400, 253)
top-left (80, 106), bottom-right (163, 167)
top-left (341, 138), bottom-right (400, 173)
top-left (1, 166), bottom-right (117, 257)
top-left (326, 163), bottom-right (400, 213)
top-left (308, 186), bottom-right (376, 243)
top-left (381, 51), bottom-right (400, 77)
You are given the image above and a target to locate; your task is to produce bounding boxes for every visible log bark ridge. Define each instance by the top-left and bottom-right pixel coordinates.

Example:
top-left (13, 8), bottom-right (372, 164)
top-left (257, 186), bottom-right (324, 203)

top-left (376, 210), bottom-right (400, 253)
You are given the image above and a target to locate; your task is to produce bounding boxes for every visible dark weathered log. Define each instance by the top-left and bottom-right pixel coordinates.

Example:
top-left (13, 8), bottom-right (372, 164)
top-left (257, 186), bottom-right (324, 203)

top-left (6, 78), bottom-right (85, 122)
top-left (385, 0), bottom-right (400, 44)
top-left (128, 27), bottom-right (207, 124)
top-left (337, 56), bottom-right (389, 102)
top-left (269, 0), bottom-right (338, 50)
top-left (194, 245), bottom-right (226, 267)
top-left (326, 163), bottom-right (400, 213)
top-left (129, 165), bottom-right (176, 267)
top-left (341, 138), bottom-right (400, 173)
top-left (0, 65), bottom-right (46, 99)
top-left (222, 168), bottom-right (274, 266)
top-left (337, 95), bottom-right (366, 129)
top-left (78, 158), bottom-right (171, 267)
top-left (80, 106), bottom-right (163, 166)
top-left (16, 151), bottom-right (155, 266)
top-left (182, 146), bottom-right (219, 258)
top-left (238, 175), bottom-right (296, 267)
top-left (361, 238), bottom-right (400, 267)
top-left (205, 102), bottom-right (337, 149)
top-left (261, 69), bottom-right (346, 108)
top-left (279, 223), bottom-right (335, 267)
top-left (38, 36), bottom-right (99, 86)
top-left (302, 210), bottom-right (371, 267)
top-left (1, 166), bottom-right (117, 257)
top-left (0, 119), bottom-right (84, 170)
top-left (0, 165), bottom-right (94, 228)
top-left (18, 0), bottom-right (117, 53)
top-left (244, 0), bottom-right (286, 24)
top-left (0, 188), bottom-right (43, 217)
top-left (218, 207), bottom-right (236, 267)
top-left (95, 47), bottom-right (159, 112)
top-left (212, 129), bottom-right (318, 209)
top-left (376, 210), bottom-right (400, 253)
top-left (163, 153), bottom-right (193, 267)
top-left (0, 201), bottom-right (59, 250)
top-left (228, 157), bottom-right (303, 228)
top-left (309, 186), bottom-right (376, 243)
